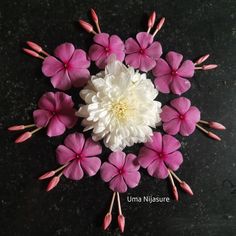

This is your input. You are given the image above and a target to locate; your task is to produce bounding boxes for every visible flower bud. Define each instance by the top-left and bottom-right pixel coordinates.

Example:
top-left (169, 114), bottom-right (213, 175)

top-left (202, 64), bottom-right (218, 70)
top-left (118, 214), bottom-right (125, 233)
top-left (91, 8), bottom-right (98, 23)
top-left (15, 131), bottom-right (32, 143)
top-left (8, 125), bottom-right (25, 131)
top-left (46, 176), bottom-right (60, 191)
top-left (209, 121), bottom-right (226, 130)
top-left (27, 41), bottom-right (42, 53)
top-left (38, 171), bottom-right (56, 180)
top-left (180, 181), bottom-right (193, 196)
top-left (172, 186), bottom-right (179, 201)
top-left (79, 20), bottom-right (94, 33)
top-left (208, 132), bottom-right (221, 141)
top-left (103, 213), bottom-right (112, 230)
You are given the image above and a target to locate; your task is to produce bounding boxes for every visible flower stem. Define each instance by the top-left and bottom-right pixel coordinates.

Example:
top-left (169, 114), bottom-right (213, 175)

top-left (169, 170), bottom-right (182, 183)
top-left (116, 192), bottom-right (122, 215)
top-left (196, 123), bottom-right (208, 134)
top-left (108, 192), bottom-right (116, 214)
top-left (198, 120), bottom-right (209, 125)
top-left (30, 127), bottom-right (43, 135)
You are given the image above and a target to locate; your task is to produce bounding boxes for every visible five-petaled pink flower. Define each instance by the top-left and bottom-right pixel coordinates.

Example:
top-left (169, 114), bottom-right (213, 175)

top-left (153, 51), bottom-right (195, 95)
top-left (138, 132), bottom-right (183, 179)
top-left (33, 92), bottom-right (78, 137)
top-left (100, 151), bottom-right (141, 193)
top-left (56, 132), bottom-right (102, 180)
top-left (42, 42), bottom-right (90, 90)
top-left (89, 33), bottom-right (125, 69)
top-left (125, 32), bottom-right (162, 72)
top-left (161, 97), bottom-right (201, 136)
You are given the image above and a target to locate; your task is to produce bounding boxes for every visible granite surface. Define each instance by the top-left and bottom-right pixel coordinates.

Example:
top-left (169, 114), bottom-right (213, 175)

top-left (0, 0), bottom-right (236, 235)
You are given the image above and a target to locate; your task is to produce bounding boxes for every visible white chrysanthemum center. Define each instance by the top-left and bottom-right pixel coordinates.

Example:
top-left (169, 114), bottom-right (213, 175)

top-left (77, 58), bottom-right (162, 151)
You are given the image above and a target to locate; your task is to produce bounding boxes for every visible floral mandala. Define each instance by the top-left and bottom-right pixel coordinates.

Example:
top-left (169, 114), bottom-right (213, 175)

top-left (8, 9), bottom-right (226, 232)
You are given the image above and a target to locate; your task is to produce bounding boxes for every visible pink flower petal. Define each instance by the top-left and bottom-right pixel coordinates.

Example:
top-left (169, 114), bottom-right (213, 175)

top-left (56, 145), bottom-right (76, 165)
top-left (68, 68), bottom-right (90, 88)
top-left (69, 49), bottom-right (90, 69)
top-left (33, 109), bottom-right (52, 127)
top-left (93, 33), bottom-right (109, 47)
top-left (38, 92), bottom-right (56, 111)
top-left (54, 92), bottom-right (74, 110)
top-left (152, 58), bottom-right (171, 77)
top-left (57, 108), bottom-right (77, 129)
top-left (80, 157), bottom-right (101, 176)
top-left (136, 32), bottom-right (153, 49)
top-left (125, 38), bottom-right (140, 54)
top-left (63, 160), bottom-right (84, 180)
top-left (50, 69), bottom-right (72, 90)
top-left (170, 76), bottom-right (191, 95)
top-left (170, 97), bottom-right (191, 114)
top-left (125, 53), bottom-right (141, 69)
top-left (185, 106), bottom-right (201, 123)
top-left (95, 52), bottom-right (108, 69)
top-left (154, 75), bottom-right (172, 93)
top-left (162, 134), bottom-right (181, 154)
top-left (47, 115), bottom-right (66, 137)
top-left (81, 137), bottom-right (102, 157)
top-left (177, 60), bottom-right (195, 78)
top-left (64, 132), bottom-right (85, 154)
top-left (140, 54), bottom-right (156, 72)
top-left (100, 163), bottom-right (119, 182)
top-left (110, 35), bottom-right (124, 52)
top-left (123, 171), bottom-right (141, 188)
top-left (164, 151), bottom-right (183, 171)
top-left (123, 154), bottom-right (140, 171)
top-left (166, 51), bottom-right (183, 70)
top-left (42, 56), bottom-right (63, 77)
top-left (163, 118), bottom-right (181, 135)
top-left (109, 175), bottom-right (127, 193)
top-left (89, 44), bottom-right (105, 61)
top-left (54, 43), bottom-right (75, 63)
top-left (108, 151), bottom-right (126, 169)
top-left (179, 119), bottom-right (196, 136)
top-left (145, 41), bottom-right (162, 60)
top-left (138, 147), bottom-right (159, 168)
top-left (160, 105), bottom-right (179, 122)
top-left (147, 159), bottom-right (168, 179)
top-left (144, 132), bottom-right (162, 153)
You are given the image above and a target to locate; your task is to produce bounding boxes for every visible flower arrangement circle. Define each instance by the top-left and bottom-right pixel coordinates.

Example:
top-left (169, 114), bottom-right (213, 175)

top-left (8, 8), bottom-right (226, 233)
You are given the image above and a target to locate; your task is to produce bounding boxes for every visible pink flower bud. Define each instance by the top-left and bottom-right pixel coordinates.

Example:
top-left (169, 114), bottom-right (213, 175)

top-left (27, 41), bottom-right (42, 53)
top-left (195, 54), bottom-right (210, 65)
top-left (103, 213), bottom-right (112, 230)
top-left (180, 181), bottom-right (194, 196)
top-left (79, 20), bottom-right (94, 33)
top-left (46, 176), bottom-right (60, 191)
top-left (208, 132), bottom-right (221, 141)
top-left (202, 64), bottom-right (218, 70)
top-left (15, 131), bottom-right (32, 143)
top-left (209, 121), bottom-right (226, 130)
top-left (8, 125), bottom-right (25, 131)
top-left (23, 48), bottom-right (40, 58)
top-left (118, 214), bottom-right (125, 233)
top-left (38, 171), bottom-right (56, 180)
top-left (156, 17), bottom-right (165, 30)
top-left (91, 8), bottom-right (98, 23)
top-left (148, 11), bottom-right (156, 28)
top-left (172, 186), bottom-right (179, 201)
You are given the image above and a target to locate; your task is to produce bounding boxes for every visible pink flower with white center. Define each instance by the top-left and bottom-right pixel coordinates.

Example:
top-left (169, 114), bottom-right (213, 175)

top-left (89, 33), bottom-right (125, 69)
top-left (42, 43), bottom-right (90, 90)
top-left (100, 151), bottom-right (141, 193)
top-left (125, 32), bottom-right (162, 72)
top-left (161, 97), bottom-right (201, 136)
top-left (153, 51), bottom-right (195, 95)
top-left (33, 92), bottom-right (78, 137)
top-left (138, 132), bottom-right (183, 179)
top-left (56, 133), bottom-right (102, 180)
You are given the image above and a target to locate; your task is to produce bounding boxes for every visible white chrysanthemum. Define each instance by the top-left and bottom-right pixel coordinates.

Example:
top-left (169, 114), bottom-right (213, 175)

top-left (76, 58), bottom-right (162, 151)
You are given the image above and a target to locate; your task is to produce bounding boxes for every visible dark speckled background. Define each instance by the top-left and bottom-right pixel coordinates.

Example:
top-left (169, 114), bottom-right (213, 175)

top-left (0, 0), bottom-right (236, 235)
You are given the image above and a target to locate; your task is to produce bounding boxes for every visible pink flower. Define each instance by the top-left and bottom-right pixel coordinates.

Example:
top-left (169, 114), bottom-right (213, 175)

top-left (89, 33), bottom-right (125, 69)
top-left (56, 132), bottom-right (102, 180)
top-left (125, 32), bottom-right (162, 72)
top-left (138, 132), bottom-right (183, 179)
top-left (153, 51), bottom-right (195, 95)
top-left (33, 92), bottom-right (78, 137)
top-left (42, 43), bottom-right (90, 90)
top-left (161, 97), bottom-right (201, 136)
top-left (100, 151), bottom-right (141, 193)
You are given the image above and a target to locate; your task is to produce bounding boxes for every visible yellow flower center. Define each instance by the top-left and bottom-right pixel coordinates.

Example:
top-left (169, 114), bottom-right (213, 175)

top-left (111, 101), bottom-right (128, 120)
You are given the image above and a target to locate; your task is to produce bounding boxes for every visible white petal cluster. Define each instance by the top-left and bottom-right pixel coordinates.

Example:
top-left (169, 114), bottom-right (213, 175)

top-left (76, 58), bottom-right (162, 151)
